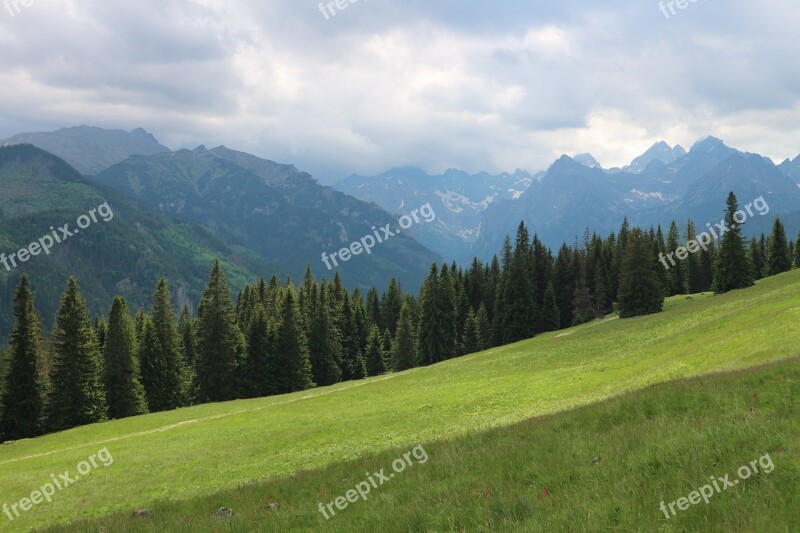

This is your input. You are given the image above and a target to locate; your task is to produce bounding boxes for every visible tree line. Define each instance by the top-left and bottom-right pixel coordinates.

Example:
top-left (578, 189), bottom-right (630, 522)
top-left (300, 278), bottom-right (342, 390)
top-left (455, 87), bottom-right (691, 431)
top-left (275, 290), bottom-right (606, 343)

top-left (1, 192), bottom-right (797, 440)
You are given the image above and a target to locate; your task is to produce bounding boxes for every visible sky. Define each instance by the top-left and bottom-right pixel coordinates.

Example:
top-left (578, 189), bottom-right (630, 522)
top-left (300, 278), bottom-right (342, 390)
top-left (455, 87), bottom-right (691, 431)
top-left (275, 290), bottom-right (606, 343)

top-left (0, 0), bottom-right (798, 182)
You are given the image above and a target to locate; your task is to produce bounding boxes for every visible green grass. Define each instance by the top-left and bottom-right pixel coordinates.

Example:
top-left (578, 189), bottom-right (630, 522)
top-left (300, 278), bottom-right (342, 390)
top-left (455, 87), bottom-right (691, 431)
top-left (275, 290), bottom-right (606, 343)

top-left (48, 357), bottom-right (800, 532)
top-left (1, 270), bottom-right (799, 531)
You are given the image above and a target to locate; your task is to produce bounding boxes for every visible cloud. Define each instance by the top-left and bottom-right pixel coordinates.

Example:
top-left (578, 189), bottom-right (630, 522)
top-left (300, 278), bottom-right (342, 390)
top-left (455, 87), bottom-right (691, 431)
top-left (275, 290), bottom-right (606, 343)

top-left (0, 0), bottom-right (797, 180)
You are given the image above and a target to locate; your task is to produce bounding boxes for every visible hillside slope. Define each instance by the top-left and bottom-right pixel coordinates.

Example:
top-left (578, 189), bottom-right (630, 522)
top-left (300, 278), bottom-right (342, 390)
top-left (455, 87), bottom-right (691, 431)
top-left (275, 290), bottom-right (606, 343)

top-left (51, 358), bottom-right (800, 532)
top-left (0, 144), bottom-right (283, 339)
top-left (1, 270), bottom-right (799, 531)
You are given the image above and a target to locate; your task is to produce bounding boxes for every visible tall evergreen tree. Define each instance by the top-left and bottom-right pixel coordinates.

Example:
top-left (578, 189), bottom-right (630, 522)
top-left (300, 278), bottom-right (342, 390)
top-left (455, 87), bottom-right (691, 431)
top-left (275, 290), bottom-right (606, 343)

top-left (767, 217), bottom-right (792, 276)
top-left (179, 305), bottom-right (196, 371)
top-left (308, 286), bottom-right (342, 386)
top-left (493, 237), bottom-right (513, 345)
top-left (713, 192), bottom-right (754, 294)
top-left (47, 278), bottom-right (107, 431)
top-left (501, 222), bottom-right (536, 342)
top-left (145, 278), bottom-right (190, 409)
top-left (475, 304), bottom-right (491, 351)
top-left (685, 220), bottom-right (703, 293)
top-left (103, 297), bottom-right (147, 419)
top-left (617, 229), bottom-right (664, 318)
top-left (269, 284), bottom-right (314, 394)
top-left (572, 254), bottom-right (592, 325)
top-left (665, 221), bottom-right (686, 296)
top-left (416, 264), bottom-right (452, 366)
top-left (795, 229), bottom-right (800, 268)
top-left (461, 308), bottom-right (480, 354)
top-left (540, 283), bottom-right (561, 333)
top-left (749, 237), bottom-right (766, 281)
top-left (381, 278), bottom-right (403, 337)
top-left (195, 262), bottom-right (245, 403)
top-left (392, 301), bottom-right (417, 371)
top-left (242, 305), bottom-right (275, 398)
top-left (554, 243), bottom-right (575, 328)
top-left (93, 317), bottom-right (108, 355)
top-left (365, 326), bottom-right (386, 376)
top-left (0, 275), bottom-right (43, 440)
top-left (366, 287), bottom-right (382, 330)
top-left (349, 293), bottom-right (368, 379)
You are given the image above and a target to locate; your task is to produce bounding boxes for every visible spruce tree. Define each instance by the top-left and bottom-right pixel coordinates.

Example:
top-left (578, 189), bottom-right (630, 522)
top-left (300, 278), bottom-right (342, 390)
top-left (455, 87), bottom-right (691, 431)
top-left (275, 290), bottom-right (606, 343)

top-left (461, 308), bottom-right (480, 354)
top-left (416, 263), bottom-right (456, 366)
top-left (349, 293), bottom-right (368, 379)
top-left (0, 275), bottom-right (43, 440)
top-left (541, 283), bottom-right (561, 333)
top-left (617, 229), bottom-right (664, 318)
top-left (179, 305), bottom-right (196, 371)
top-left (554, 243), bottom-right (575, 328)
top-left (502, 222), bottom-right (536, 342)
top-left (146, 278), bottom-right (190, 409)
top-left (308, 286), bottom-right (343, 386)
top-left (767, 217), bottom-right (792, 275)
top-left (195, 262), bottom-right (245, 403)
top-left (572, 255), bottom-right (592, 325)
top-left (475, 304), bottom-right (491, 351)
top-left (665, 221), bottom-right (686, 296)
top-left (269, 284), bottom-right (314, 394)
top-left (365, 326), bottom-right (386, 376)
top-left (381, 278), bottom-right (403, 337)
top-left (749, 237), bottom-right (765, 281)
top-left (94, 317), bottom-right (108, 355)
top-left (392, 301), bottom-right (417, 371)
top-left (366, 287), bottom-right (382, 329)
top-left (685, 220), bottom-right (703, 293)
top-left (713, 192), bottom-right (754, 294)
top-left (103, 296), bottom-right (148, 419)
top-left (243, 305), bottom-right (274, 398)
top-left (138, 318), bottom-right (163, 411)
top-left (795, 229), bottom-right (800, 268)
top-left (47, 278), bottom-right (107, 431)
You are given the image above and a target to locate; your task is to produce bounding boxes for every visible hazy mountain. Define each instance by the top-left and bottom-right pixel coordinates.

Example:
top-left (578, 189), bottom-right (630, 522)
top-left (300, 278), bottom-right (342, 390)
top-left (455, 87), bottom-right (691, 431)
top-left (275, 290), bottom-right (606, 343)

top-left (0, 125), bottom-right (170, 175)
top-left (336, 167), bottom-right (535, 261)
top-left (474, 137), bottom-right (800, 259)
top-left (573, 153), bottom-right (602, 169)
top-left (779, 155), bottom-right (800, 185)
top-left (474, 156), bottom-right (629, 258)
top-left (624, 141), bottom-right (687, 174)
top-left (95, 147), bottom-right (440, 291)
top-left (0, 144), bottom-right (283, 340)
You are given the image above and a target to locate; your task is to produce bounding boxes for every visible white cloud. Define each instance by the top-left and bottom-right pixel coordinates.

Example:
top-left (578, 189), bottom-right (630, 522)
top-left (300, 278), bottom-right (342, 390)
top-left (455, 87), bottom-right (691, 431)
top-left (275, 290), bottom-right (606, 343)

top-left (0, 0), bottom-right (797, 180)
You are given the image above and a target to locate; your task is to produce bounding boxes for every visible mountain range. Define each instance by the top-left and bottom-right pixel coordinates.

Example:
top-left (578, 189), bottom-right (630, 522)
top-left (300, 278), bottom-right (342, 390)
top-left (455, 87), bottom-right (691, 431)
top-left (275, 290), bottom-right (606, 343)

top-left (3, 125), bottom-right (800, 342)
top-left (336, 167), bottom-right (536, 261)
top-left (338, 138), bottom-right (800, 261)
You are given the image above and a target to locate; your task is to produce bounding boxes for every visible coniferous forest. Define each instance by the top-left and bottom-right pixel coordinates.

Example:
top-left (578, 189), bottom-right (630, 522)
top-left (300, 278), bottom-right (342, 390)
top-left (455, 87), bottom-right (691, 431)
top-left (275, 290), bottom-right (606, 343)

top-left (0, 192), bottom-right (796, 441)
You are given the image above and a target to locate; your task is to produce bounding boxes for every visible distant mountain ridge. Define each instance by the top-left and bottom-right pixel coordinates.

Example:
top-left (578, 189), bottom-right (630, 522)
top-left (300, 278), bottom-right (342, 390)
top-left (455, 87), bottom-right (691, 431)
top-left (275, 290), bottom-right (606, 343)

top-left (0, 144), bottom-right (286, 341)
top-left (1, 125), bottom-right (170, 175)
top-left (335, 136), bottom-right (800, 262)
top-left (94, 145), bottom-right (440, 291)
top-left (474, 137), bottom-right (800, 259)
top-left (336, 167), bottom-right (536, 262)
